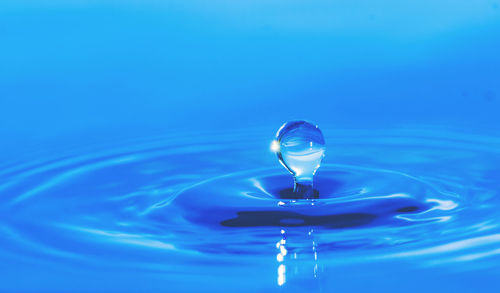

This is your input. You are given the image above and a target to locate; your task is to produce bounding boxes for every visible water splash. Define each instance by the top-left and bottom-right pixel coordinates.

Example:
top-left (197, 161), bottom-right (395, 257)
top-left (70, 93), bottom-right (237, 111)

top-left (272, 121), bottom-right (326, 199)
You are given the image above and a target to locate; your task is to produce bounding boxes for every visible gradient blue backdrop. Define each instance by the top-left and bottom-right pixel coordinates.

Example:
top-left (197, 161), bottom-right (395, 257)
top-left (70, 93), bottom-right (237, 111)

top-left (1, 0), bottom-right (499, 151)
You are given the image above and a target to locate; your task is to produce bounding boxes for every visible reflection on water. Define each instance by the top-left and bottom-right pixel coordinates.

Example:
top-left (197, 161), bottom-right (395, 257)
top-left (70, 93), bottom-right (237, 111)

top-left (276, 228), bottom-right (324, 288)
top-left (277, 229), bottom-right (287, 286)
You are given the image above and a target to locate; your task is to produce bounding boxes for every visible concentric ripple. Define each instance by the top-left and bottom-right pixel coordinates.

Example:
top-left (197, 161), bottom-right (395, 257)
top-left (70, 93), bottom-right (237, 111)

top-left (0, 127), bottom-right (499, 290)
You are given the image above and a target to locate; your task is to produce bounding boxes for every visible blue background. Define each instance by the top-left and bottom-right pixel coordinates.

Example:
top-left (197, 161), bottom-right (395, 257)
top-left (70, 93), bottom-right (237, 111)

top-left (1, 0), bottom-right (499, 147)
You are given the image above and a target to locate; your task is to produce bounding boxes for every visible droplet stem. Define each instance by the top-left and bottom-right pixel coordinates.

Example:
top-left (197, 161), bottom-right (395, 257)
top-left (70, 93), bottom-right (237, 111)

top-left (293, 177), bottom-right (314, 199)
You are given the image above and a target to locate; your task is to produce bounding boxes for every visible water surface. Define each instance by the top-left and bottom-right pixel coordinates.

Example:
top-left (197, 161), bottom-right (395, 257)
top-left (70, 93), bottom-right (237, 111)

top-left (1, 127), bottom-right (499, 292)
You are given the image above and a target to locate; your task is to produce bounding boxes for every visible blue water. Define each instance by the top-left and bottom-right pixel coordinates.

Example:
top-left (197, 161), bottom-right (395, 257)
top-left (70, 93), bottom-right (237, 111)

top-left (1, 1), bottom-right (500, 292)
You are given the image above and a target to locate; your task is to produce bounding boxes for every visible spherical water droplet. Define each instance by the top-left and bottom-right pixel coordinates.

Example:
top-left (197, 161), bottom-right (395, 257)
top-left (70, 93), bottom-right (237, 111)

top-left (272, 121), bottom-right (326, 199)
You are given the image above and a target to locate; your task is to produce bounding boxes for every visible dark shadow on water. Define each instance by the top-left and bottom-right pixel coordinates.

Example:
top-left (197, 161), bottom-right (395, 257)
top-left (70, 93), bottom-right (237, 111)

top-left (278, 188), bottom-right (320, 199)
top-left (220, 211), bottom-right (376, 229)
top-left (260, 174), bottom-right (344, 199)
top-left (396, 206), bottom-right (420, 213)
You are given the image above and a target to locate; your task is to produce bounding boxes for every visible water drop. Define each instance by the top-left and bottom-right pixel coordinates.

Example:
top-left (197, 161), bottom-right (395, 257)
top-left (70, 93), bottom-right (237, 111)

top-left (272, 121), bottom-right (326, 199)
